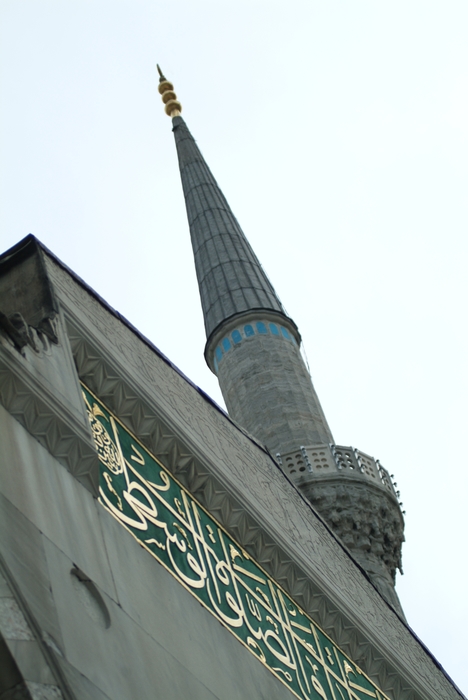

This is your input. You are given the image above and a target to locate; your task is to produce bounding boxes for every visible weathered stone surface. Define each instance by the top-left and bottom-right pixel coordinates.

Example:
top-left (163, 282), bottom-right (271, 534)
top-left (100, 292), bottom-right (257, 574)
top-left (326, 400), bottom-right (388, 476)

top-left (24, 683), bottom-right (62, 700)
top-left (0, 632), bottom-right (30, 699)
top-left (0, 679), bottom-right (33, 700)
top-left (7, 643), bottom-right (56, 686)
top-left (301, 479), bottom-right (404, 611)
top-left (0, 405), bottom-right (116, 600)
top-left (0, 237), bottom-right (58, 348)
top-left (0, 556), bottom-right (64, 698)
top-left (0, 494), bottom-right (63, 646)
top-left (0, 601), bottom-right (34, 642)
top-left (49, 657), bottom-right (111, 700)
top-left (214, 313), bottom-right (333, 454)
top-left (44, 534), bottom-right (288, 700)
top-left (0, 236), bottom-right (100, 500)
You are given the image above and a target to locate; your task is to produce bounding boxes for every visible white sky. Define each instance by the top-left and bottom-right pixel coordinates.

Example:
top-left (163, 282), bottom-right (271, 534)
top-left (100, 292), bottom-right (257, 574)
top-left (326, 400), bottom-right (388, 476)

top-left (1, 1), bottom-right (467, 694)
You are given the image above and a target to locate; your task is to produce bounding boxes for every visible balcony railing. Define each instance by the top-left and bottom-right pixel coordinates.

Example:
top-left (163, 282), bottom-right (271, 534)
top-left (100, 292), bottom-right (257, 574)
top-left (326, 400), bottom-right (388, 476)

top-left (276, 444), bottom-right (402, 505)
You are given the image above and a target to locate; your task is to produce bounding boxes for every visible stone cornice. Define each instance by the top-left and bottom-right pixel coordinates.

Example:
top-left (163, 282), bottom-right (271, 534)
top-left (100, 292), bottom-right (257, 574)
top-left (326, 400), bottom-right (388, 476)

top-left (0, 333), bottom-right (99, 497)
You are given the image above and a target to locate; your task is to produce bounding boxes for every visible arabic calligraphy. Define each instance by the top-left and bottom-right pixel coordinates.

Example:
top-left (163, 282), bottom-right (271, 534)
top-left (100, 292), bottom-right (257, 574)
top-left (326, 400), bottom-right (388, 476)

top-left (82, 384), bottom-right (390, 700)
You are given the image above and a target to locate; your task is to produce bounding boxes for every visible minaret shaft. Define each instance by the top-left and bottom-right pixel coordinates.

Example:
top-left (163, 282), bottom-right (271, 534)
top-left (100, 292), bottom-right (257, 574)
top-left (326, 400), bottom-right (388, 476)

top-left (208, 312), bottom-right (334, 455)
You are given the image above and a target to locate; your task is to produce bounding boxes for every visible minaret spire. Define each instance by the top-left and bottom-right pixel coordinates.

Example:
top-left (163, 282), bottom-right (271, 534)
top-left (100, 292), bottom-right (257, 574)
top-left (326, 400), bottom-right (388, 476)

top-left (157, 64), bottom-right (182, 118)
top-left (158, 66), bottom-right (286, 340)
top-left (159, 69), bottom-right (405, 615)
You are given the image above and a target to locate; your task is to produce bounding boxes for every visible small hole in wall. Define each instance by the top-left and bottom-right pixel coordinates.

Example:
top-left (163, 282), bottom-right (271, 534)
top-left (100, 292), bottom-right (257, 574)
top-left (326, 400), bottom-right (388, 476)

top-left (70, 567), bottom-right (111, 629)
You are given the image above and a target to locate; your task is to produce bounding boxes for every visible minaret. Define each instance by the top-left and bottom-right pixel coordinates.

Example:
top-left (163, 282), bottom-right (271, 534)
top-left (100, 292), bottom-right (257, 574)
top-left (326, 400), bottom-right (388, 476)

top-left (158, 68), bottom-right (405, 615)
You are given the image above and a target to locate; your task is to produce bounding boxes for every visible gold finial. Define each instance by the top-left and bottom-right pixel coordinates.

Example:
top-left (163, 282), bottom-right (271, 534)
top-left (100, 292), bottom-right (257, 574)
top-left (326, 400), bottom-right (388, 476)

top-left (156, 64), bottom-right (182, 118)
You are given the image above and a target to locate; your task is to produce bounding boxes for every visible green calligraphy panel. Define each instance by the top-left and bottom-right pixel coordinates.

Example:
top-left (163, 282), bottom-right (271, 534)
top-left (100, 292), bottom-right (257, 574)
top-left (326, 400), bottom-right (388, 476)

top-left (82, 384), bottom-right (390, 700)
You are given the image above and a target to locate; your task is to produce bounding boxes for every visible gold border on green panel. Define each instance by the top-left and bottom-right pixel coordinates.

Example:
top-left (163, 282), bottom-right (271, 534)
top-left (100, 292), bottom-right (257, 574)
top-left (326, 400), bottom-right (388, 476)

top-left (82, 382), bottom-right (390, 700)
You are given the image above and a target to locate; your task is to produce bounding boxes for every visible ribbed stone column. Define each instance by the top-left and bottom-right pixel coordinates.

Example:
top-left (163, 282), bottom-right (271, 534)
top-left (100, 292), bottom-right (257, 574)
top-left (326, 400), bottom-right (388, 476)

top-left (205, 311), bottom-right (333, 455)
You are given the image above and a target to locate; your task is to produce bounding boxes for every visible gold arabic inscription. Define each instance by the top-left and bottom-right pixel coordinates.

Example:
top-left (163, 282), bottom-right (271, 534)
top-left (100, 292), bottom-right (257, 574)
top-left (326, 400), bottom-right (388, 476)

top-left (82, 384), bottom-right (390, 700)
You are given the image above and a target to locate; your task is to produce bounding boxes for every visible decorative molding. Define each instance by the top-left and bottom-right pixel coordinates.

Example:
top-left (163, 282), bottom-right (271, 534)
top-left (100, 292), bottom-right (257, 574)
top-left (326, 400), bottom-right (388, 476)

top-left (0, 340), bottom-right (99, 497)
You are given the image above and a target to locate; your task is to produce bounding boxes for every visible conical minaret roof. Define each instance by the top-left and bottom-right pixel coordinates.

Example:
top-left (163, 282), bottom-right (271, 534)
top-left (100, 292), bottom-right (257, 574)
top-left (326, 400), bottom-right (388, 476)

top-left (172, 115), bottom-right (286, 339)
top-left (155, 66), bottom-right (287, 342)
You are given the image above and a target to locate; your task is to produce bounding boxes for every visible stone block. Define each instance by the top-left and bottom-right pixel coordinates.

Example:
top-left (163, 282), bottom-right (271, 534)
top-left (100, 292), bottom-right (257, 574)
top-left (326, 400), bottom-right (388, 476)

top-left (0, 494), bottom-right (62, 646)
top-left (42, 537), bottom-right (217, 700)
top-left (0, 599), bottom-right (34, 641)
top-left (52, 655), bottom-right (112, 700)
top-left (0, 406), bottom-right (116, 601)
top-left (7, 641), bottom-right (56, 685)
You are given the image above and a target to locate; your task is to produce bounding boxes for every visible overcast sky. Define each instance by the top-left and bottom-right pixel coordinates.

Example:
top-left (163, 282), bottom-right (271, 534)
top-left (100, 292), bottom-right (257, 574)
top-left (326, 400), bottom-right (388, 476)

top-left (1, 1), bottom-right (467, 694)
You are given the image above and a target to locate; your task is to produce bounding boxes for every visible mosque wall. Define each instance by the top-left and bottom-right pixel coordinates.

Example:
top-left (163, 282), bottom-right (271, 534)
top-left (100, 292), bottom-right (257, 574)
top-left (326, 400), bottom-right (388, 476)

top-left (0, 238), bottom-right (462, 700)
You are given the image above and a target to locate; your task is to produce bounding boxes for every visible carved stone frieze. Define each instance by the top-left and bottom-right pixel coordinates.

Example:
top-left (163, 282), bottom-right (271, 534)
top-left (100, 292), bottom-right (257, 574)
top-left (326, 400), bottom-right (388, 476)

top-left (301, 480), bottom-right (405, 612)
top-left (0, 343), bottom-right (99, 497)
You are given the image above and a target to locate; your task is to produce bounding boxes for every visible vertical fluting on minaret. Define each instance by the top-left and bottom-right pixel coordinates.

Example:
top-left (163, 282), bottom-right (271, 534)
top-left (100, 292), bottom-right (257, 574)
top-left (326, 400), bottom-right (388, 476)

top-left (158, 68), bottom-right (405, 615)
